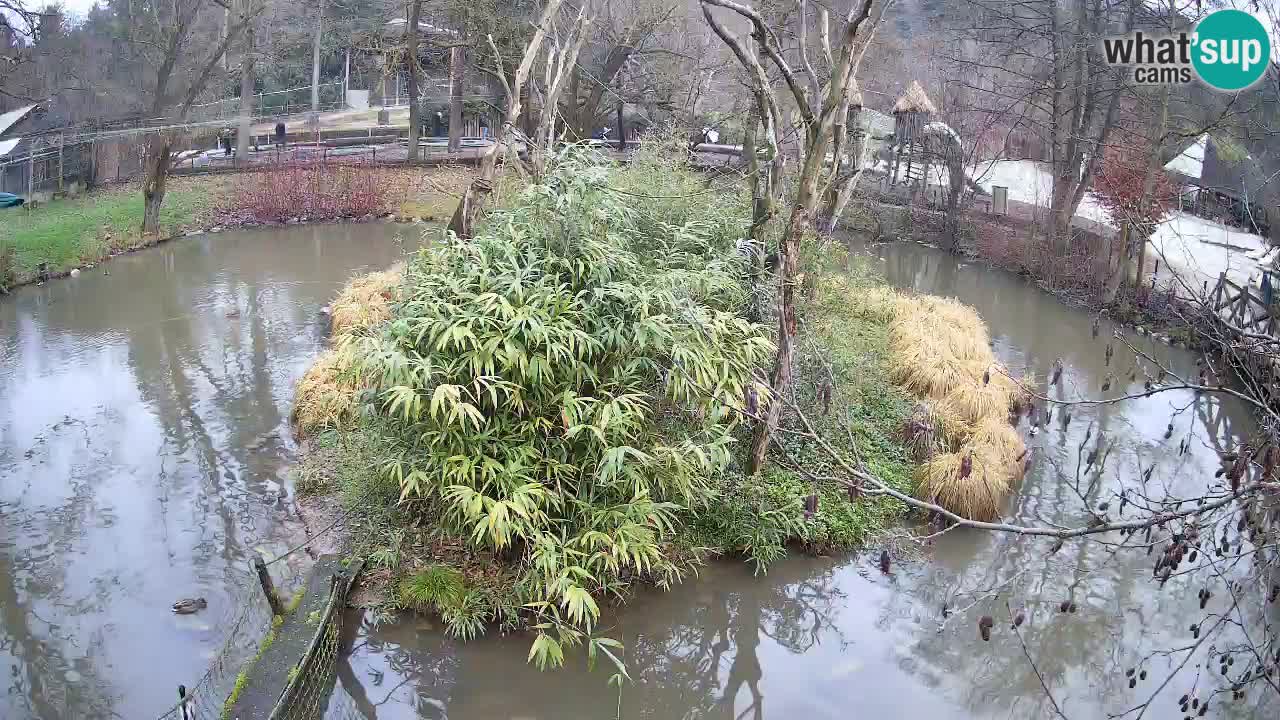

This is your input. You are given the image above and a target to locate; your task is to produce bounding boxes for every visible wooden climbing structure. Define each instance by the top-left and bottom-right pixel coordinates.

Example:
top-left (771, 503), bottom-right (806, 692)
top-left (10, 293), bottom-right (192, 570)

top-left (889, 80), bottom-right (937, 187)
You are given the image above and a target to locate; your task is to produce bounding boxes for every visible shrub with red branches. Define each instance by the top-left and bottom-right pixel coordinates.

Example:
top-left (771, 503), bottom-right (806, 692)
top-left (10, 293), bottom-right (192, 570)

top-left (972, 216), bottom-right (1108, 299)
top-left (230, 160), bottom-right (390, 223)
top-left (1093, 141), bottom-right (1179, 232)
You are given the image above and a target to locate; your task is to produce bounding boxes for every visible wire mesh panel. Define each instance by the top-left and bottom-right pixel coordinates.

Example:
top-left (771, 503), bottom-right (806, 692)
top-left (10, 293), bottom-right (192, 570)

top-left (270, 561), bottom-right (361, 720)
top-left (152, 573), bottom-right (276, 720)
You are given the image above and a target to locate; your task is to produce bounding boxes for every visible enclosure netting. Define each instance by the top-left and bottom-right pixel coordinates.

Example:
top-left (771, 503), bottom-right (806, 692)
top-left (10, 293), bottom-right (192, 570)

top-left (272, 574), bottom-right (349, 720)
top-left (153, 573), bottom-right (276, 720)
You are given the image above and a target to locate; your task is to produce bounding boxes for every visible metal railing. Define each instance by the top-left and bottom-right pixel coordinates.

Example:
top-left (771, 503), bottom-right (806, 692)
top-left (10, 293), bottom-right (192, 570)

top-left (189, 82), bottom-right (347, 123)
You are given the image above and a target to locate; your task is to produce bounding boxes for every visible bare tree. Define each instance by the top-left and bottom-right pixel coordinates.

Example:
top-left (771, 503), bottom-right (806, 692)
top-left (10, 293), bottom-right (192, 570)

top-left (753, 303), bottom-right (1280, 712)
top-left (531, 5), bottom-right (593, 176)
top-left (0, 1), bottom-right (39, 109)
top-left (812, 0), bottom-right (889, 233)
top-left (0, 3), bottom-right (81, 112)
top-left (560, 0), bottom-right (679, 140)
top-left (700, 0), bottom-right (881, 475)
top-left (951, 0), bottom-right (1133, 255)
top-left (405, 0), bottom-right (424, 161)
top-left (447, 0), bottom-right (568, 238)
top-left (135, 0), bottom-right (265, 234)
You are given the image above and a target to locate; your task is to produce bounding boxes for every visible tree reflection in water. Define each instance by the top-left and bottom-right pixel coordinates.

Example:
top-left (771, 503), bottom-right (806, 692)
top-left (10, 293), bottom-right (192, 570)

top-left (339, 558), bottom-right (848, 720)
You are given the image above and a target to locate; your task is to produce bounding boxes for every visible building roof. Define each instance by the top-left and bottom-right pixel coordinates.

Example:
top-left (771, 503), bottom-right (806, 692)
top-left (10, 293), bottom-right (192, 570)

top-left (892, 81), bottom-right (936, 115)
top-left (1164, 133), bottom-right (1206, 178)
top-left (0, 138), bottom-right (20, 158)
top-left (1170, 133), bottom-right (1279, 207)
top-left (0, 105), bottom-right (37, 138)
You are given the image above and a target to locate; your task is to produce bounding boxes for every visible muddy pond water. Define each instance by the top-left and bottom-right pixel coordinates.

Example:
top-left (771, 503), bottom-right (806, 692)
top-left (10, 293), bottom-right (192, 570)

top-left (0, 227), bottom-right (1272, 720)
top-left (0, 223), bottom-right (421, 719)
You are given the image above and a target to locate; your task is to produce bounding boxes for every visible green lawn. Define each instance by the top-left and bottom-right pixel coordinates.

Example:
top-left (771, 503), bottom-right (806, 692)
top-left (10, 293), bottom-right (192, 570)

top-left (0, 179), bottom-right (221, 289)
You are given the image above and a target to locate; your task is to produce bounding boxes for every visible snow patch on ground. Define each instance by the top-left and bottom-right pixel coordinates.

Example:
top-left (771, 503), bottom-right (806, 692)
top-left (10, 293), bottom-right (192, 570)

top-left (961, 159), bottom-right (1272, 292)
top-left (1148, 213), bottom-right (1269, 290)
top-left (968, 159), bottom-right (1108, 225)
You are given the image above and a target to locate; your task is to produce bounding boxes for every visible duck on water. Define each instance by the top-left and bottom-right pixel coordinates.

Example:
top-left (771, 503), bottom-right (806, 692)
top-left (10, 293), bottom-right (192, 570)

top-left (171, 598), bottom-right (207, 615)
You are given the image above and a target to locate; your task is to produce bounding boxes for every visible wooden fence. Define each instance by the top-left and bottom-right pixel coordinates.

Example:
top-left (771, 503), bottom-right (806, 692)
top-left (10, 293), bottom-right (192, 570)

top-left (1210, 273), bottom-right (1275, 336)
top-left (1208, 271), bottom-right (1279, 404)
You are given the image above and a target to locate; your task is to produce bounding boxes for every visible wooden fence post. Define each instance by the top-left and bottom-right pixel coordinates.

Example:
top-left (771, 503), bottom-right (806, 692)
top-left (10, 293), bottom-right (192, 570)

top-left (253, 556), bottom-right (283, 615)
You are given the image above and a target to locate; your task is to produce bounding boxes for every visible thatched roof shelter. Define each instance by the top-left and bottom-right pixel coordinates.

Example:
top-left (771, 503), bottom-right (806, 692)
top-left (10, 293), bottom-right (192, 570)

top-left (892, 81), bottom-right (937, 115)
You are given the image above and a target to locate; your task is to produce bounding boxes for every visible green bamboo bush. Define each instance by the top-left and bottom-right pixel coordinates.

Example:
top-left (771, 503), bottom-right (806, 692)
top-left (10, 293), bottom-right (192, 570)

top-left (350, 149), bottom-right (773, 664)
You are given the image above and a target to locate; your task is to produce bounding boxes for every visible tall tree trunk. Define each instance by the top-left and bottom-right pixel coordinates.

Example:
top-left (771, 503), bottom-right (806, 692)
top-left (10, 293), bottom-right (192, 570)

top-left (1102, 85), bottom-right (1170, 305)
top-left (405, 0), bottom-right (423, 161)
top-left (311, 0), bottom-right (324, 112)
top-left (1130, 87), bottom-right (1171, 290)
top-left (565, 71), bottom-right (582, 139)
top-left (141, 133), bottom-right (172, 235)
top-left (1049, 171), bottom-right (1076, 256)
top-left (519, 84), bottom-right (535, 140)
top-left (941, 132), bottom-right (966, 249)
top-left (747, 205), bottom-right (808, 475)
top-left (740, 43), bottom-right (770, 245)
top-left (222, 7), bottom-right (230, 71)
top-left (741, 103), bottom-right (764, 242)
top-left (747, 124), bottom-right (834, 476)
top-left (236, 22), bottom-right (255, 161)
top-left (448, 46), bottom-right (464, 152)
top-left (615, 100), bottom-right (625, 150)
top-left (1101, 223), bottom-right (1131, 305)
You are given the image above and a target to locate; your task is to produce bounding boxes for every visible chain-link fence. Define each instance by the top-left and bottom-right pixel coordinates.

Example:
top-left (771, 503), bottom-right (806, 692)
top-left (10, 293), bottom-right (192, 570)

top-left (190, 82), bottom-right (347, 123)
top-left (152, 572), bottom-right (277, 720)
top-left (0, 136), bottom-right (94, 197)
top-left (269, 566), bottom-right (358, 720)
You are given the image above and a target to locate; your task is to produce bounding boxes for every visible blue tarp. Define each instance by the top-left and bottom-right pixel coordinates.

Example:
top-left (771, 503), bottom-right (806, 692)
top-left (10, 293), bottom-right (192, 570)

top-left (0, 192), bottom-right (23, 208)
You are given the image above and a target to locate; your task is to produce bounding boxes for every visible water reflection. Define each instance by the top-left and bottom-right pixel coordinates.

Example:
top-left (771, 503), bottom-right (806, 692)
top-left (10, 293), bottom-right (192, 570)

top-left (338, 558), bottom-right (968, 720)
top-left (342, 238), bottom-right (1274, 720)
top-left (863, 238), bottom-right (1271, 720)
top-left (0, 223), bottom-right (420, 719)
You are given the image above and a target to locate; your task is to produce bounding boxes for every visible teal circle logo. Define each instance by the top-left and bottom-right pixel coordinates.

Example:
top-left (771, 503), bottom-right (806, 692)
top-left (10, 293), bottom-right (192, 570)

top-left (1192, 10), bottom-right (1271, 91)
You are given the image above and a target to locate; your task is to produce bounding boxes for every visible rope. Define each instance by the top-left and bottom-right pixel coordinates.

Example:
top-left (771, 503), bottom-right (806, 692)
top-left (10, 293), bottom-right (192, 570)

top-left (264, 456), bottom-right (399, 568)
top-left (262, 504), bottom-right (360, 567)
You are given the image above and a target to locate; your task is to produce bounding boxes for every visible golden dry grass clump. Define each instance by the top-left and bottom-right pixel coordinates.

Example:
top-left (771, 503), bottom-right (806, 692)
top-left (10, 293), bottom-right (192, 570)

top-left (292, 347), bottom-right (361, 434)
top-left (843, 285), bottom-right (899, 325)
top-left (329, 262), bottom-right (405, 337)
top-left (294, 264), bottom-right (407, 435)
top-left (917, 447), bottom-right (1012, 523)
top-left (878, 291), bottom-right (1029, 521)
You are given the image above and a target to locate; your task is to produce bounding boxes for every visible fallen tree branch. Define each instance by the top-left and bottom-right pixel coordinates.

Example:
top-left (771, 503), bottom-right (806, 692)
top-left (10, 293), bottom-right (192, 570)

top-left (751, 399), bottom-right (1271, 540)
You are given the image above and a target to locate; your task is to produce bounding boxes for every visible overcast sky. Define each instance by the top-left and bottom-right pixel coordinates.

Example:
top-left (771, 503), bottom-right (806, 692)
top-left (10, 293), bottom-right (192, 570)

top-left (33, 0), bottom-right (1280, 59)
top-left (49, 0), bottom-right (95, 19)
